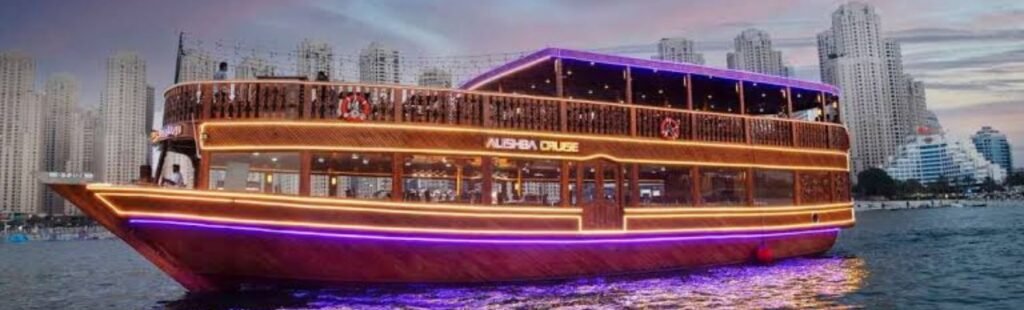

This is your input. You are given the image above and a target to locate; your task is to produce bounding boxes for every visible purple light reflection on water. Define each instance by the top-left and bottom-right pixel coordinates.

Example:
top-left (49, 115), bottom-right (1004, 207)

top-left (163, 257), bottom-right (865, 309)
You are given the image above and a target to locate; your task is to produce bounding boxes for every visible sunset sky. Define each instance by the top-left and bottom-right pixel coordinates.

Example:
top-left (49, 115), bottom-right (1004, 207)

top-left (2, 0), bottom-right (1022, 167)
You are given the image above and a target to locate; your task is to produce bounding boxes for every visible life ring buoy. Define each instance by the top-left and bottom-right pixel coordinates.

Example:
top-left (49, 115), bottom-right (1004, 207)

top-left (659, 117), bottom-right (681, 140)
top-left (339, 95), bottom-right (371, 122)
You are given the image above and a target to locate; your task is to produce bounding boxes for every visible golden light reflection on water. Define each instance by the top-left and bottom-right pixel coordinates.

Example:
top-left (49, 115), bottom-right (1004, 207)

top-left (262, 257), bottom-right (869, 309)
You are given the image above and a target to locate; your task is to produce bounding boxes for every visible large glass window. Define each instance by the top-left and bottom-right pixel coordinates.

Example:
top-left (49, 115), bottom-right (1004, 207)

top-left (700, 168), bottom-right (747, 206)
top-left (754, 169), bottom-right (794, 206)
top-left (209, 152), bottom-right (300, 194)
top-left (310, 152), bottom-right (393, 200)
top-left (492, 158), bottom-right (562, 206)
top-left (637, 165), bottom-right (694, 206)
top-left (402, 155), bottom-right (483, 204)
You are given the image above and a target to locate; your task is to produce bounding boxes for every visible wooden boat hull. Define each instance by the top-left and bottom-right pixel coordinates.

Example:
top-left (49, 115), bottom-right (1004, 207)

top-left (52, 184), bottom-right (849, 292)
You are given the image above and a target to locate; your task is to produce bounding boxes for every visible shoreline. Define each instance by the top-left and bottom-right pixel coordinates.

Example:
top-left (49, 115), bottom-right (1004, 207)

top-left (854, 199), bottom-right (1024, 212)
top-left (2, 225), bottom-right (113, 243)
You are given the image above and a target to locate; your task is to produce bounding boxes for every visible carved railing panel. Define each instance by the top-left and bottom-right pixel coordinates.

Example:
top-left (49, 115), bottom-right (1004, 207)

top-left (750, 118), bottom-right (794, 147)
top-left (799, 171), bottom-right (832, 204)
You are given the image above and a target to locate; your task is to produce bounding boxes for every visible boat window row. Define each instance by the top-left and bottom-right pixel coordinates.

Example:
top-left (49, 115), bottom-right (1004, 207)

top-left (478, 58), bottom-right (841, 123)
top-left (204, 151), bottom-right (842, 208)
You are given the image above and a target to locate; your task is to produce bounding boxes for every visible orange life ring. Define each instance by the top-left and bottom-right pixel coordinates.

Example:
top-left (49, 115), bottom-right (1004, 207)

top-left (659, 117), bottom-right (681, 140)
top-left (339, 95), bottom-right (371, 122)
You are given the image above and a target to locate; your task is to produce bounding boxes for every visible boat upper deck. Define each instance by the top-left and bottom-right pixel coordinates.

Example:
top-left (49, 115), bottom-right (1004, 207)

top-left (162, 80), bottom-right (848, 152)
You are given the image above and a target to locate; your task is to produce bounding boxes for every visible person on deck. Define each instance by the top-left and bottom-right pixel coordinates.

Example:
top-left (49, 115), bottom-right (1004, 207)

top-left (162, 164), bottom-right (185, 188)
top-left (214, 62), bottom-right (228, 80)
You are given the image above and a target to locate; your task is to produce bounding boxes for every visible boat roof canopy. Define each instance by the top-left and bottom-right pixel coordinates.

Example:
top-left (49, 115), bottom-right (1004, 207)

top-left (460, 48), bottom-right (838, 95)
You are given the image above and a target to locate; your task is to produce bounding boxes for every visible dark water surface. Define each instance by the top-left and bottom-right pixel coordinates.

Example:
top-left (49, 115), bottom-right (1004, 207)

top-left (3, 206), bottom-right (1024, 309)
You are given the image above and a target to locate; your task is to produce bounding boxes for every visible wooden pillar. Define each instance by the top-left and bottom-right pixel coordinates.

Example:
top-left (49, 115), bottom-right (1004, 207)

top-left (746, 168), bottom-right (755, 206)
top-left (629, 163), bottom-right (640, 207)
top-left (793, 171), bottom-right (802, 205)
top-left (626, 67), bottom-right (636, 137)
top-left (301, 85), bottom-right (312, 119)
top-left (200, 84), bottom-right (212, 120)
top-left (482, 157), bottom-right (494, 205)
top-left (624, 67), bottom-right (633, 104)
top-left (560, 161), bottom-right (570, 208)
top-left (691, 167), bottom-right (702, 207)
top-left (685, 75), bottom-right (693, 110)
top-left (391, 88), bottom-right (402, 122)
top-left (737, 81), bottom-right (746, 115)
top-left (197, 151), bottom-right (210, 190)
top-left (554, 58), bottom-right (565, 98)
top-left (482, 95), bottom-right (493, 128)
top-left (785, 87), bottom-right (794, 118)
top-left (575, 163), bottom-right (584, 206)
top-left (819, 91), bottom-right (826, 122)
top-left (392, 153), bottom-right (404, 202)
top-left (299, 151), bottom-right (311, 196)
top-left (559, 100), bottom-right (568, 132)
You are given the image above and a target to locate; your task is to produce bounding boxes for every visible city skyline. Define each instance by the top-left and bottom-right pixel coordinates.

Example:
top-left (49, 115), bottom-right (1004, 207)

top-left (0, 0), bottom-right (1022, 166)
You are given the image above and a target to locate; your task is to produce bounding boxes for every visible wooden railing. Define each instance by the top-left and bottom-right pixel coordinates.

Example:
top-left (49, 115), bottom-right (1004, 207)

top-left (164, 81), bottom-right (849, 151)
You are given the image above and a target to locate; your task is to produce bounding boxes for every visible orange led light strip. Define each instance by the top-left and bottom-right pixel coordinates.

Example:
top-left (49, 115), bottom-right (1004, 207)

top-left (89, 185), bottom-right (854, 236)
top-left (624, 202), bottom-right (854, 213)
top-left (87, 184), bottom-right (580, 214)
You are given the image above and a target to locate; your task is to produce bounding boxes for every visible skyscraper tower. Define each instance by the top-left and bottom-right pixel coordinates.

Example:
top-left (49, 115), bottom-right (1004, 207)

top-left (817, 2), bottom-right (905, 174)
top-left (359, 42), bottom-right (401, 84)
top-left (971, 126), bottom-right (1014, 175)
top-left (0, 51), bottom-right (43, 214)
top-left (655, 37), bottom-right (705, 65)
top-left (726, 29), bottom-right (789, 77)
top-left (296, 39), bottom-right (334, 81)
top-left (98, 52), bottom-right (148, 184)
top-left (41, 73), bottom-right (79, 215)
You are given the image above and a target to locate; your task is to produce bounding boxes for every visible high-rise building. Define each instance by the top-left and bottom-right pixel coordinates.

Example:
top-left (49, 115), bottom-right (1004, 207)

top-left (971, 126), bottom-right (1014, 175)
top-left (236, 56), bottom-right (276, 79)
top-left (654, 37), bottom-right (705, 65)
top-left (296, 39), bottom-right (334, 81)
top-left (817, 2), bottom-right (911, 175)
top-left (417, 68), bottom-right (453, 88)
top-left (98, 52), bottom-right (148, 184)
top-left (359, 42), bottom-right (401, 84)
top-left (176, 49), bottom-right (218, 82)
top-left (726, 29), bottom-right (789, 77)
top-left (64, 108), bottom-right (99, 215)
top-left (816, 31), bottom-right (838, 85)
top-left (145, 85), bottom-right (155, 166)
top-left (41, 73), bottom-right (79, 215)
top-left (0, 51), bottom-right (43, 215)
top-left (883, 39), bottom-right (913, 141)
top-left (905, 76), bottom-right (928, 129)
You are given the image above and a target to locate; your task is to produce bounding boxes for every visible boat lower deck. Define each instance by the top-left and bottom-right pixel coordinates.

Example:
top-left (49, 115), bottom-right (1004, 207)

top-left (52, 183), bottom-right (852, 292)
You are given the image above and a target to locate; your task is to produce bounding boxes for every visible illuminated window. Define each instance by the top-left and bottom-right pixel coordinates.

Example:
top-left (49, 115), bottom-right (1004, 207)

top-left (637, 165), bottom-right (694, 206)
top-left (310, 152), bottom-right (393, 200)
top-left (209, 152), bottom-right (300, 195)
top-left (753, 169), bottom-right (794, 206)
top-left (492, 158), bottom-right (561, 206)
top-left (699, 168), bottom-right (747, 206)
top-left (402, 155), bottom-right (483, 204)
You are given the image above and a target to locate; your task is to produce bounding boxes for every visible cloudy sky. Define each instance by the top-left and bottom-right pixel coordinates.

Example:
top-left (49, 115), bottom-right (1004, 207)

top-left (2, 0), bottom-right (1022, 167)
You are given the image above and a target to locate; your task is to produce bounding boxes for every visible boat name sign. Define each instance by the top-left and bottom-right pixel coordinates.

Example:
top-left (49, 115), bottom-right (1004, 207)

top-left (485, 137), bottom-right (579, 153)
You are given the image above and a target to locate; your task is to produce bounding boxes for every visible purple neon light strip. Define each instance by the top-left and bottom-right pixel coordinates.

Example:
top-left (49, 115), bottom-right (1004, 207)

top-left (129, 219), bottom-right (839, 245)
top-left (460, 48), bottom-right (839, 94)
